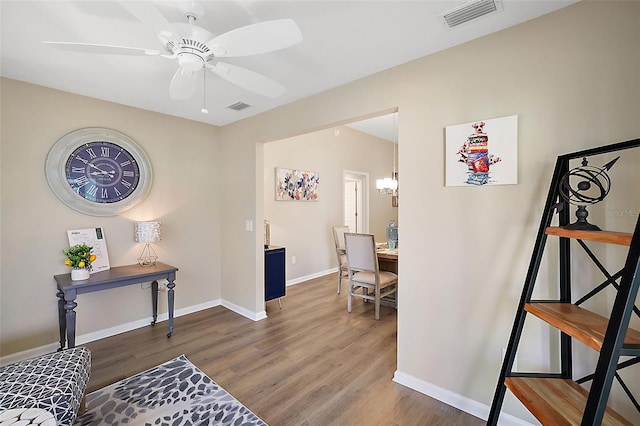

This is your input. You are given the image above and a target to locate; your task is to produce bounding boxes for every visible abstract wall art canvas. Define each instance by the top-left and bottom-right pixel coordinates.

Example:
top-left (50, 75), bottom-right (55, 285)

top-left (275, 167), bottom-right (320, 201)
top-left (445, 115), bottom-right (518, 187)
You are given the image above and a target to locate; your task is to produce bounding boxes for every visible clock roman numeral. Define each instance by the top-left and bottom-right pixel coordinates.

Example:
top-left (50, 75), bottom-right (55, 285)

top-left (121, 180), bottom-right (132, 188)
top-left (71, 167), bottom-right (85, 173)
top-left (101, 188), bottom-right (108, 199)
top-left (123, 171), bottom-right (134, 177)
top-left (114, 187), bottom-right (122, 197)
top-left (101, 147), bottom-right (110, 157)
top-left (85, 148), bottom-right (98, 159)
top-left (120, 160), bottom-right (131, 167)
top-left (86, 185), bottom-right (98, 197)
top-left (72, 176), bottom-right (89, 191)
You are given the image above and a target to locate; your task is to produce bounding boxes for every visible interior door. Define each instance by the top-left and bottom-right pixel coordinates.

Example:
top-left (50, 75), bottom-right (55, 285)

top-left (344, 172), bottom-right (367, 233)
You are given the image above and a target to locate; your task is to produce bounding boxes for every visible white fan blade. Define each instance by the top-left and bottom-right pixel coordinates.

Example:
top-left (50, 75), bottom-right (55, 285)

top-left (44, 41), bottom-right (160, 56)
top-left (170, 68), bottom-right (198, 100)
top-left (206, 19), bottom-right (302, 57)
top-left (118, 1), bottom-right (180, 45)
top-left (118, 1), bottom-right (171, 34)
top-left (210, 62), bottom-right (286, 98)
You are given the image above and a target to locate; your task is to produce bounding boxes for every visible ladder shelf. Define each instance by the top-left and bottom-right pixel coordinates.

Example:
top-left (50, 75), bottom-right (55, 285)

top-left (525, 303), bottom-right (640, 353)
top-left (504, 377), bottom-right (632, 426)
top-left (487, 138), bottom-right (640, 426)
top-left (545, 227), bottom-right (633, 246)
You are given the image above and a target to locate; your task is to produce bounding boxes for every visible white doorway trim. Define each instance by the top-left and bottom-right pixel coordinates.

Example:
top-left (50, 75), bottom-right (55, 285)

top-left (343, 170), bottom-right (369, 233)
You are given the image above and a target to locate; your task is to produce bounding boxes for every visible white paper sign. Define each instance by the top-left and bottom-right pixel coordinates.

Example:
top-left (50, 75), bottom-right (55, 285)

top-left (67, 227), bottom-right (111, 273)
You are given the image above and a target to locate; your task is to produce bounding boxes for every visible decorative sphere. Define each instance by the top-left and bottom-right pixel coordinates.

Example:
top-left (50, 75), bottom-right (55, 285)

top-left (577, 181), bottom-right (591, 191)
top-left (559, 165), bottom-right (611, 207)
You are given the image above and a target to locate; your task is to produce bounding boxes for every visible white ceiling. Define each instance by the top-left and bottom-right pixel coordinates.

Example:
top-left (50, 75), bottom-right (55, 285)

top-left (1, 1), bottom-right (577, 133)
top-left (347, 112), bottom-right (398, 142)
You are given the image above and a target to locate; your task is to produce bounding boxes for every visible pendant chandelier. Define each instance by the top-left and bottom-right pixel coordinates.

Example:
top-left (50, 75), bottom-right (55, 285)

top-left (376, 112), bottom-right (398, 196)
top-left (376, 174), bottom-right (397, 195)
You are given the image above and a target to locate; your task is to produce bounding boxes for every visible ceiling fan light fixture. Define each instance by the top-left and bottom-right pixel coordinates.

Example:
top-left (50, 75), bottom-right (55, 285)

top-left (47, 1), bottom-right (302, 103)
top-left (177, 52), bottom-right (203, 72)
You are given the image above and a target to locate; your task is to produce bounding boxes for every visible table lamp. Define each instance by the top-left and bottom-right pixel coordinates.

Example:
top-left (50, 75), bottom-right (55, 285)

top-left (134, 221), bottom-right (161, 266)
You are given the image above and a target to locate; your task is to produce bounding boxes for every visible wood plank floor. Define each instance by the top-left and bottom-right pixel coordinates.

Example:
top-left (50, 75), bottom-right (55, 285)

top-left (81, 273), bottom-right (484, 425)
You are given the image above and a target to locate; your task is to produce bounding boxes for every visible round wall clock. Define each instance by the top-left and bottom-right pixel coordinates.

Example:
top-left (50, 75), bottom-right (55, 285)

top-left (45, 128), bottom-right (153, 216)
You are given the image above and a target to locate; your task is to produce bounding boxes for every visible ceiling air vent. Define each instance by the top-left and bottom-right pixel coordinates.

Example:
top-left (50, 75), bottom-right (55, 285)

top-left (227, 102), bottom-right (252, 111)
top-left (440, 0), bottom-right (503, 29)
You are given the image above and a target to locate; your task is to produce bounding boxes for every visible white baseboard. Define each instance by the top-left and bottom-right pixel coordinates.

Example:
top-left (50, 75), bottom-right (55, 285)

top-left (1, 295), bottom-right (531, 426)
top-left (77, 299), bottom-right (222, 347)
top-left (287, 268), bottom-right (336, 286)
top-left (393, 370), bottom-right (533, 426)
top-left (1, 298), bottom-right (224, 366)
top-left (221, 299), bottom-right (267, 321)
top-left (0, 343), bottom-right (62, 366)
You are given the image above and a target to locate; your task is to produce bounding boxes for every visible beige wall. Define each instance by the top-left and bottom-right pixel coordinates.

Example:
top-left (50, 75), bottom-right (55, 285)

top-left (220, 1), bottom-right (640, 422)
top-left (264, 126), bottom-right (398, 282)
top-left (0, 79), bottom-right (222, 355)
top-left (1, 1), bottom-right (639, 423)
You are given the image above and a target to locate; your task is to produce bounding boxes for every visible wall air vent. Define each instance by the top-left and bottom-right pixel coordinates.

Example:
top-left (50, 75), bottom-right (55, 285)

top-left (440, 0), bottom-right (503, 29)
top-left (227, 102), bottom-right (252, 111)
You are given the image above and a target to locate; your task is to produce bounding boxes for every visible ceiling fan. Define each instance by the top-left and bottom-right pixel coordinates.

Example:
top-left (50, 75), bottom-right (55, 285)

top-left (44, 1), bottom-right (303, 100)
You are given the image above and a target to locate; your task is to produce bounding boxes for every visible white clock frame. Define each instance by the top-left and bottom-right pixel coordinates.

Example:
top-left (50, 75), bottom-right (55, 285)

top-left (45, 127), bottom-right (153, 216)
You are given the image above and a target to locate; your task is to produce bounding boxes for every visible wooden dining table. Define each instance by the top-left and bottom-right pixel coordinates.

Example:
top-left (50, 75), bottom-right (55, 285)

top-left (376, 248), bottom-right (398, 273)
top-left (376, 248), bottom-right (398, 307)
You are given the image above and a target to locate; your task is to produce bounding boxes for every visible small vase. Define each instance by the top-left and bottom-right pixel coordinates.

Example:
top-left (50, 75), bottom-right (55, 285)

top-left (386, 220), bottom-right (398, 250)
top-left (71, 267), bottom-right (90, 281)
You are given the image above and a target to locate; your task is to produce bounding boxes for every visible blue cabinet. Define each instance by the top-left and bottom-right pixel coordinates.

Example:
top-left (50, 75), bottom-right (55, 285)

top-left (265, 246), bottom-right (285, 302)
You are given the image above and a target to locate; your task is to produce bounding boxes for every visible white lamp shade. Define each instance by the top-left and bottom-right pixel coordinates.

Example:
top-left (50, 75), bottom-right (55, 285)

top-left (389, 178), bottom-right (398, 191)
top-left (376, 177), bottom-right (397, 191)
top-left (134, 222), bottom-right (162, 243)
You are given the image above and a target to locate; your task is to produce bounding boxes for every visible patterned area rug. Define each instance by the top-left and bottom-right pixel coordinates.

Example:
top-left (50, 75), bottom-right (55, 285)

top-left (74, 355), bottom-right (267, 426)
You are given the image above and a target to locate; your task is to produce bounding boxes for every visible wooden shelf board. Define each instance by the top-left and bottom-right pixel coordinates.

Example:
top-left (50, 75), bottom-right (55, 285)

top-left (505, 377), bottom-right (632, 426)
top-left (525, 303), bottom-right (640, 352)
top-left (546, 227), bottom-right (632, 246)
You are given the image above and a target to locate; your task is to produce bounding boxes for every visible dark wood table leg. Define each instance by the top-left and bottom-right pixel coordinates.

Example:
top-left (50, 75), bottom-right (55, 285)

top-left (57, 289), bottom-right (67, 350)
top-left (63, 296), bottom-right (78, 349)
top-left (151, 280), bottom-right (158, 325)
top-left (54, 264), bottom-right (179, 346)
top-left (166, 278), bottom-right (175, 338)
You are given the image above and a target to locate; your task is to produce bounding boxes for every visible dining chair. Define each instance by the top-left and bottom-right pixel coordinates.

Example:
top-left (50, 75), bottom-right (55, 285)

top-left (332, 226), bottom-right (350, 293)
top-left (344, 232), bottom-right (398, 320)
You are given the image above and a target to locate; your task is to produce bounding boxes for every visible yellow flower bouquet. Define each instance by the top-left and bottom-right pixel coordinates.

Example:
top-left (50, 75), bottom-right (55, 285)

top-left (63, 244), bottom-right (97, 270)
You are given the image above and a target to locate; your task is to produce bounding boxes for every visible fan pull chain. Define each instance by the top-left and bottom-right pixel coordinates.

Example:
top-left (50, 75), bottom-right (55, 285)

top-left (201, 68), bottom-right (208, 114)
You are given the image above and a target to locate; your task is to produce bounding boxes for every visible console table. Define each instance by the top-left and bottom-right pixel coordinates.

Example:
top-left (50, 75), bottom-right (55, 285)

top-left (54, 262), bottom-right (178, 350)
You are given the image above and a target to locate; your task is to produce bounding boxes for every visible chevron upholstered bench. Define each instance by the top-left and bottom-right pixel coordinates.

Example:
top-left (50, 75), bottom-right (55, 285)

top-left (0, 347), bottom-right (91, 426)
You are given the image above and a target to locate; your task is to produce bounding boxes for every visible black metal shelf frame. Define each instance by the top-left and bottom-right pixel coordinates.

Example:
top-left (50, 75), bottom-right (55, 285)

top-left (487, 138), bottom-right (640, 426)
